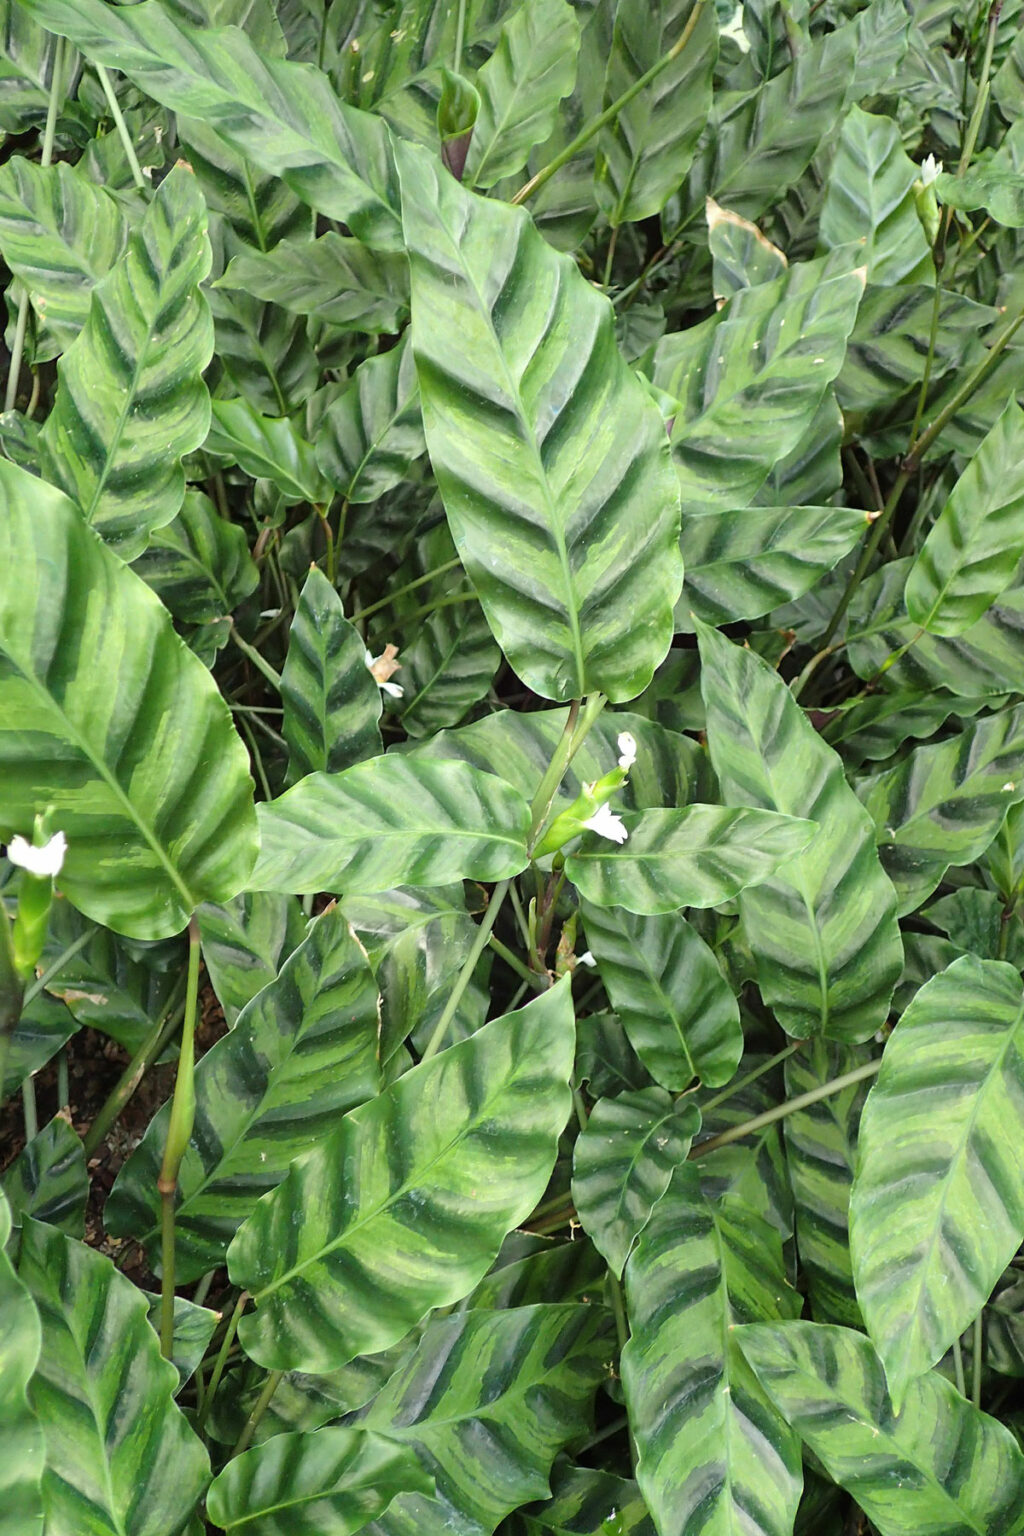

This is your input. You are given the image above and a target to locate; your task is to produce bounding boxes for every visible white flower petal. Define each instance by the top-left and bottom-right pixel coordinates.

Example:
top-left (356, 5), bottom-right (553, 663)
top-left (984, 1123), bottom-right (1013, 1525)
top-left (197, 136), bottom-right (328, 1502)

top-left (920, 154), bottom-right (942, 186)
top-left (7, 830), bottom-right (67, 878)
top-left (583, 803), bottom-right (628, 844)
top-left (381, 680), bottom-right (404, 698)
top-left (578, 950), bottom-right (597, 967)
top-left (616, 731), bottom-right (637, 771)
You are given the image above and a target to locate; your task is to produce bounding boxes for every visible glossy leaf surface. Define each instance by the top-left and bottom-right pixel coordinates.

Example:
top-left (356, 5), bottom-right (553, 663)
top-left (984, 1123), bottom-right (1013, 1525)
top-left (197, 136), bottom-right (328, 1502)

top-left (0, 1192), bottom-right (44, 1536)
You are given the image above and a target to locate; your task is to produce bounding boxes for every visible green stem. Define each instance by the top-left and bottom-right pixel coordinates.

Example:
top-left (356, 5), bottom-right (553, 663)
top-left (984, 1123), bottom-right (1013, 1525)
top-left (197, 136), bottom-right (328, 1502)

top-left (453, 0), bottom-right (467, 68)
top-left (972, 1310), bottom-right (983, 1408)
top-left (228, 621), bottom-right (282, 691)
top-left (698, 1041), bottom-right (804, 1115)
top-left (958, 2), bottom-right (1000, 178)
top-left (527, 693), bottom-right (607, 853)
top-left (158, 917), bottom-right (202, 1359)
top-left (23, 924), bottom-right (97, 1007)
top-left (232, 1370), bottom-right (283, 1458)
top-left (421, 881), bottom-right (511, 1062)
top-left (349, 559), bottom-right (462, 623)
top-left (488, 933), bottom-right (544, 989)
top-left (511, 3), bottom-right (707, 206)
top-left (952, 1335), bottom-right (967, 1398)
top-left (197, 1291), bottom-right (248, 1432)
top-left (603, 226), bottom-right (620, 289)
top-left (691, 1058), bottom-right (882, 1158)
top-left (22, 1077), bottom-right (37, 1140)
top-left (95, 64), bottom-right (146, 190)
top-left (82, 979), bottom-right (187, 1158)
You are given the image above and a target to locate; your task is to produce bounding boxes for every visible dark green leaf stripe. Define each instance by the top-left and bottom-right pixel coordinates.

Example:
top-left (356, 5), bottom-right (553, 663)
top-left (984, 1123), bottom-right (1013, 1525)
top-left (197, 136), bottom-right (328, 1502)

top-left (105, 907), bottom-right (382, 1281)
top-left (219, 233), bottom-right (409, 333)
top-left (818, 105), bottom-right (934, 285)
top-left (572, 1087), bottom-right (701, 1274)
top-left (195, 892), bottom-right (304, 1028)
top-left (206, 398), bottom-right (329, 506)
top-left (398, 140), bottom-right (682, 703)
top-left (466, 0), bottom-right (580, 190)
top-left (850, 956), bottom-right (1024, 1401)
top-left (838, 285), bottom-right (991, 417)
top-left (697, 621), bottom-right (903, 1042)
top-left (229, 983), bottom-right (575, 1372)
top-left (316, 340), bottom-right (426, 505)
top-left (0, 460), bottom-right (258, 939)
top-left (141, 1292), bottom-right (218, 1392)
top-left (131, 491), bottom-right (259, 629)
top-left (578, 901), bottom-right (740, 1090)
top-left (0, 1193), bottom-right (44, 1536)
top-left (511, 1467), bottom-right (655, 1536)
top-left (400, 602), bottom-right (501, 740)
top-left (19, 1219), bottom-right (209, 1536)
top-left (3, 1115), bottom-right (87, 1237)
top-left (281, 568), bottom-right (383, 782)
top-left (738, 1322), bottom-right (1024, 1535)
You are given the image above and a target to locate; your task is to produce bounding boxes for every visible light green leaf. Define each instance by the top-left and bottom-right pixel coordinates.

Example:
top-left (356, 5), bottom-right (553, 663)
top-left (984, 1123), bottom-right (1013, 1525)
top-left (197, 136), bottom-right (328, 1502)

top-left (131, 491), bottom-right (259, 629)
top-left (19, 0), bottom-right (402, 248)
top-left (697, 621), bottom-right (903, 1042)
top-left (399, 602), bottom-right (501, 740)
top-left (229, 982), bottom-right (575, 1372)
top-left (2, 1115), bottom-right (87, 1237)
top-left (819, 105), bottom-right (934, 284)
top-left (219, 234), bottom-right (409, 333)
top-left (0, 0), bottom-right (66, 132)
top-left (315, 341), bottom-right (426, 505)
top-left (206, 398), bottom-right (330, 506)
top-left (197, 891), bottom-right (307, 1025)
top-left (105, 907), bottom-right (382, 1282)
top-left (905, 399), bottom-right (1024, 636)
top-left (737, 1321), bottom-right (1024, 1534)
top-left (0, 460), bottom-right (258, 939)
top-left (510, 1467), bottom-right (655, 1536)
top-left (465, 0), bottom-right (580, 190)
top-left (994, 28), bottom-right (1024, 120)
top-left (572, 1087), bottom-right (701, 1275)
top-left (578, 899), bottom-right (741, 1089)
top-left (566, 805), bottom-right (816, 916)
top-left (935, 120), bottom-right (1024, 229)
top-left (252, 756), bottom-right (530, 896)
top-left (19, 1219), bottom-right (209, 1536)
top-left (398, 140), bottom-right (681, 703)
top-left (0, 1192), bottom-right (44, 1536)
top-left (706, 198), bottom-right (788, 303)
top-left (850, 956), bottom-right (1024, 1403)
top-left (206, 1428), bottom-right (432, 1536)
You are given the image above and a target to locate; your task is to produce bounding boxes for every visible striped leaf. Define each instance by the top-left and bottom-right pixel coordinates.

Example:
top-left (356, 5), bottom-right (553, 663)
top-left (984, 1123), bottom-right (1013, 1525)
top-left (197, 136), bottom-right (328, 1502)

top-left (906, 399), bottom-right (1024, 636)
top-left (219, 234), bottom-right (409, 333)
top-left (465, 0), bottom-right (580, 190)
top-left (105, 907), bottom-right (382, 1282)
top-left (18, 1219), bottom-right (209, 1536)
top-left (142, 1292), bottom-right (219, 1390)
top-left (819, 106), bottom-right (934, 285)
top-left (179, 115), bottom-right (310, 256)
top-left (572, 1087), bottom-right (701, 1275)
top-left (578, 900), bottom-right (741, 1090)
top-left (206, 1428), bottom-right (432, 1536)
top-left (621, 1164), bottom-right (802, 1536)
top-left (398, 140), bottom-right (681, 703)
top-left (19, 0), bottom-right (402, 248)
top-left (935, 121), bottom-right (1024, 229)
top-left (697, 621), bottom-right (904, 1042)
top-left (399, 601), bottom-right (501, 739)
top-left (41, 905), bottom-right (180, 1054)
top-left (850, 956), bottom-right (1024, 1403)
top-left (595, 0), bottom-right (717, 226)
top-left (206, 399), bottom-right (330, 506)
top-left (0, 1192), bottom-right (44, 1536)
top-left (0, 460), bottom-right (257, 939)
top-left (838, 285), bottom-right (991, 417)
top-left (252, 756), bottom-right (530, 896)
top-left (566, 805), bottom-right (816, 916)
top-left (207, 286), bottom-right (317, 417)
top-left (511, 1468), bottom-right (655, 1536)
top-left (738, 1321), bottom-right (1024, 1535)
top-left (856, 704), bottom-right (1024, 916)
top-left (706, 199), bottom-right (787, 303)
top-left (1, 995), bottom-right (78, 1104)
top-left (2, 1115), bottom-right (87, 1237)
top-left (281, 568), bottom-right (384, 782)
top-left (358, 1305), bottom-right (613, 1536)
top-left (39, 164), bottom-right (213, 560)
top-left (197, 891), bottom-right (306, 1025)
top-left (0, 0), bottom-right (65, 132)
top-left (131, 491), bottom-right (259, 629)
top-left (229, 981), bottom-right (575, 1372)
top-left (315, 341), bottom-right (426, 505)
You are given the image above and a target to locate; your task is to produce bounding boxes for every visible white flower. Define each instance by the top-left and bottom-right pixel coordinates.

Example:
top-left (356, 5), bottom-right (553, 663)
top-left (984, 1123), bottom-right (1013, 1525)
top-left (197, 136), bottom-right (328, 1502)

top-left (583, 802), bottom-right (628, 844)
top-left (578, 950), bottom-right (597, 967)
top-left (920, 154), bottom-right (942, 187)
top-left (364, 646), bottom-right (404, 699)
top-left (616, 731), bottom-right (637, 772)
top-left (6, 830), bottom-right (67, 878)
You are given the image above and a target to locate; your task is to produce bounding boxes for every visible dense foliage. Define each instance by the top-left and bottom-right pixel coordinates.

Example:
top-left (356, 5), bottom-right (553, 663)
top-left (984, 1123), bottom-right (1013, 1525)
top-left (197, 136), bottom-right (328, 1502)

top-left (2, 0), bottom-right (1024, 1532)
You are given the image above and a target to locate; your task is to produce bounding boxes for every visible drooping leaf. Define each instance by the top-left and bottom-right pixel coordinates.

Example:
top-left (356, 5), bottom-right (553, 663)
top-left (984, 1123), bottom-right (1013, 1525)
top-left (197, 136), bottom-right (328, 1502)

top-left (1, 994), bottom-right (78, 1104)
top-left (398, 600), bottom-right (502, 739)
top-left (218, 234), bottom-right (409, 333)
top-left (850, 956), bottom-right (1024, 1403)
top-left (315, 341), bottom-right (426, 505)
top-left (40, 164), bottom-right (213, 560)
top-left (252, 755), bottom-right (530, 896)
top-left (706, 198), bottom-right (788, 303)
top-left (572, 1087), bottom-right (701, 1275)
top-left (197, 891), bottom-right (306, 1025)
top-left (141, 1291), bottom-right (219, 1390)
top-left (818, 105), bottom-right (934, 285)
top-left (105, 906), bottom-right (382, 1282)
top-left (737, 1321), bottom-right (1024, 1534)
top-left (697, 620), bottom-right (903, 1042)
top-left (206, 398), bottom-right (330, 506)
top-left (18, 1218), bottom-right (209, 1536)
top-left (131, 491), bottom-right (259, 630)
top-left (0, 1192), bottom-right (44, 1536)
top-left (229, 981), bottom-right (575, 1372)
top-left (398, 140), bottom-right (682, 703)
top-left (2, 1115), bottom-right (87, 1236)
top-left (0, 459), bottom-right (258, 939)
top-left (578, 899), bottom-right (741, 1089)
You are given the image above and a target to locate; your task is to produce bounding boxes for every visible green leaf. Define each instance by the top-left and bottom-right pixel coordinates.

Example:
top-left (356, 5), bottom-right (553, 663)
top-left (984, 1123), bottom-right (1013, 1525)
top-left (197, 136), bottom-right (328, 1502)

top-left (281, 568), bottom-right (384, 782)
top-left (935, 120), bottom-right (1024, 229)
top-left (206, 1428), bottom-right (433, 1536)
top-left (572, 1087), bottom-right (701, 1275)
top-left (565, 805), bottom-right (816, 916)
top-left (706, 198), bottom-right (788, 303)
top-left (1, 994), bottom-right (78, 1103)
top-left (0, 1192), bottom-right (44, 1536)
top-left (398, 141), bottom-right (681, 703)
top-left (358, 1305), bottom-right (613, 1536)
top-left (142, 1291), bottom-right (219, 1390)
top-left (578, 900), bottom-right (741, 1089)
top-left (511, 1467), bottom-right (655, 1536)
top-left (229, 981), bottom-right (575, 1372)
top-left (207, 284), bottom-right (317, 417)
top-left (818, 105), bottom-right (934, 285)
top-left (398, 601), bottom-right (501, 739)
top-left (465, 0), bottom-right (580, 190)
top-left (905, 399), bottom-right (1024, 636)
top-left (252, 756), bottom-right (530, 897)
top-left (206, 398), bottom-right (330, 506)
top-left (218, 234), bottom-right (409, 333)
top-left (131, 491), bottom-right (259, 629)
top-left (596, 0), bottom-right (718, 226)
top-left (0, 0), bottom-right (66, 132)
top-left (850, 955), bottom-right (1024, 1403)
top-left (653, 250), bottom-right (866, 510)
top-left (622, 1164), bottom-right (802, 1536)
top-left (19, 1218), bottom-right (209, 1536)
top-left (315, 341), bottom-right (426, 505)
top-left (20, 0), bottom-right (402, 249)
top-left (697, 621), bottom-right (903, 1042)
top-left (181, 114), bottom-right (310, 255)
top-left (0, 460), bottom-right (257, 939)
top-left (105, 906), bottom-right (382, 1282)
top-left (856, 705), bottom-right (1024, 915)
top-left (39, 164), bottom-right (213, 559)
top-left (737, 1321), bottom-right (1024, 1534)
top-left (0, 157), bottom-right (128, 349)
top-left (2, 1115), bottom-right (87, 1237)
top-left (197, 891), bottom-right (306, 1025)
top-left (837, 284), bottom-right (991, 417)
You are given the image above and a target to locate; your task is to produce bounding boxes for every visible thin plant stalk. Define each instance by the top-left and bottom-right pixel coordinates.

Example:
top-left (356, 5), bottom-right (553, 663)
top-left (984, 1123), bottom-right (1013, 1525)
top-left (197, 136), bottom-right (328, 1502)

top-left (83, 976), bottom-right (188, 1158)
top-left (197, 1291), bottom-right (249, 1432)
top-left (972, 1311), bottom-right (983, 1408)
top-left (691, 1059), bottom-right (882, 1157)
top-left (232, 1370), bottom-right (283, 1458)
top-left (421, 880), bottom-right (511, 1062)
top-left (158, 917), bottom-right (203, 1359)
top-left (349, 558), bottom-right (462, 623)
top-left (95, 64), bottom-right (147, 189)
top-left (698, 1040), bottom-right (804, 1114)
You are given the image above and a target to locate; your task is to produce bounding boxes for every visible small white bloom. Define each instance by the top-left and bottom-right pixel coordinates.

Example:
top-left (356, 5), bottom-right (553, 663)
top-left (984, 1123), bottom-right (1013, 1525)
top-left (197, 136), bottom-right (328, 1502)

top-left (364, 645), bottom-right (404, 699)
top-left (578, 950), bottom-right (597, 967)
top-left (583, 803), bottom-right (628, 844)
top-left (920, 154), bottom-right (942, 187)
top-left (616, 731), bottom-right (637, 772)
top-left (6, 830), bottom-right (67, 878)
top-left (1003, 782), bottom-right (1016, 792)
